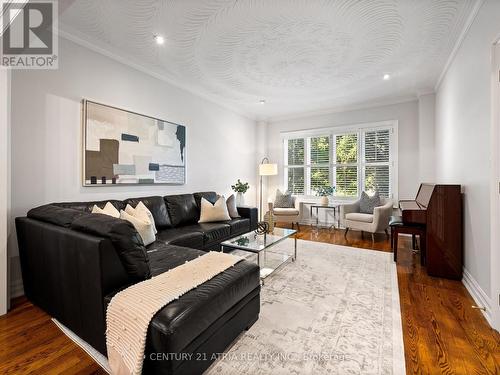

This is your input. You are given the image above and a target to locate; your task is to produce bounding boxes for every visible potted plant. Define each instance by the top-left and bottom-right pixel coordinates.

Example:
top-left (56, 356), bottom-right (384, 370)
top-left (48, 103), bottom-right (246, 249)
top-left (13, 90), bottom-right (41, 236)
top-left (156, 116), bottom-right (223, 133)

top-left (314, 185), bottom-right (335, 206)
top-left (231, 179), bottom-right (250, 206)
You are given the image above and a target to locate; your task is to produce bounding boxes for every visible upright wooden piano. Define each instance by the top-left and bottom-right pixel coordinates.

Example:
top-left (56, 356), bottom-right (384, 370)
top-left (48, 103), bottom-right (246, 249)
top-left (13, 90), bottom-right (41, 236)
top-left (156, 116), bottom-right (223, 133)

top-left (399, 183), bottom-right (463, 279)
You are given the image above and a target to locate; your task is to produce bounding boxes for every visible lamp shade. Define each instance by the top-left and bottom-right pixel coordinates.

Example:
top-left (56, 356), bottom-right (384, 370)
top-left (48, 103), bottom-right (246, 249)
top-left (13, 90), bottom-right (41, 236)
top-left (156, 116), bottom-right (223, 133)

top-left (259, 163), bottom-right (278, 176)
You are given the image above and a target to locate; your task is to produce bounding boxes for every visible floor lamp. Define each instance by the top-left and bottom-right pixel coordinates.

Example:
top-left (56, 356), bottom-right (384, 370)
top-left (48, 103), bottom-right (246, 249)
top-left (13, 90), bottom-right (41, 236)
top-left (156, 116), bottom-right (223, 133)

top-left (259, 157), bottom-right (278, 221)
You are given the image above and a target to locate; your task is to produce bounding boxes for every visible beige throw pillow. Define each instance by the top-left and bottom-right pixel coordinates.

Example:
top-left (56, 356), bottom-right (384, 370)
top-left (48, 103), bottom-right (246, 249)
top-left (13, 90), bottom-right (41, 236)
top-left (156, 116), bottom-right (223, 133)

top-left (199, 196), bottom-right (231, 223)
top-left (226, 194), bottom-right (240, 218)
top-left (120, 210), bottom-right (156, 246)
top-left (92, 202), bottom-right (120, 218)
top-left (125, 202), bottom-right (157, 234)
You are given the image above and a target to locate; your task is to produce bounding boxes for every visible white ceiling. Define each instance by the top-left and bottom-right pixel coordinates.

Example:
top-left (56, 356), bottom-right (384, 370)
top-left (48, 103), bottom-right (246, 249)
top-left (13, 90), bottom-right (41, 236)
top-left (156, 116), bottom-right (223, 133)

top-left (59, 0), bottom-right (479, 121)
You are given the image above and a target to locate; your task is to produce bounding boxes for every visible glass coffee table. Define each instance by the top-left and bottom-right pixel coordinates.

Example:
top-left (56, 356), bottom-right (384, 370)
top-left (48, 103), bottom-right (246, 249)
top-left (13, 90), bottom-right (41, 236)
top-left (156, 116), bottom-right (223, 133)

top-left (220, 228), bottom-right (297, 285)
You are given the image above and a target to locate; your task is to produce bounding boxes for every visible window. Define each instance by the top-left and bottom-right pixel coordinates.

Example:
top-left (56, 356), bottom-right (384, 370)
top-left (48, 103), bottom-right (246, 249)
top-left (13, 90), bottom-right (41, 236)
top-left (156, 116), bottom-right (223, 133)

top-left (286, 138), bottom-right (305, 194)
top-left (310, 136), bottom-right (330, 194)
top-left (334, 133), bottom-right (358, 197)
top-left (363, 129), bottom-right (390, 197)
top-left (283, 122), bottom-right (397, 200)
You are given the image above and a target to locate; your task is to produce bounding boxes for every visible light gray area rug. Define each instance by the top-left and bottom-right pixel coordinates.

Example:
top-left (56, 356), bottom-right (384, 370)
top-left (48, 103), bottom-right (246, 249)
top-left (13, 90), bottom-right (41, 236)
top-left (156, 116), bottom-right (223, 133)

top-left (53, 240), bottom-right (405, 375)
top-left (207, 239), bottom-right (405, 375)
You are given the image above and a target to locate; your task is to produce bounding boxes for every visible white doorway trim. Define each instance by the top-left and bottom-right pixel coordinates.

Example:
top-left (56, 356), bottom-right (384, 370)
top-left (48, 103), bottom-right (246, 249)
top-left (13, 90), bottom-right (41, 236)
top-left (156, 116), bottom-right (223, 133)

top-left (0, 68), bottom-right (10, 316)
top-left (489, 41), bottom-right (500, 331)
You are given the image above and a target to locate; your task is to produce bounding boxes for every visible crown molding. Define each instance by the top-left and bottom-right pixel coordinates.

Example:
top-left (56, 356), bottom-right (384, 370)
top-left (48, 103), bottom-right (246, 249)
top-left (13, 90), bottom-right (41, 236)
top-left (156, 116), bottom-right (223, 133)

top-left (416, 89), bottom-right (436, 98)
top-left (267, 95), bottom-right (418, 123)
top-left (57, 27), bottom-right (256, 122)
top-left (434, 0), bottom-right (485, 91)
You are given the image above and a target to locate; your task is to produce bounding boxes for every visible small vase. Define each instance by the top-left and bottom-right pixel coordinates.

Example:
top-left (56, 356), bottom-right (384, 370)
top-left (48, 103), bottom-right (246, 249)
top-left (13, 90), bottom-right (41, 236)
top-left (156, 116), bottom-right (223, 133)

top-left (320, 196), bottom-right (329, 206)
top-left (328, 195), bottom-right (334, 205)
top-left (236, 192), bottom-right (245, 206)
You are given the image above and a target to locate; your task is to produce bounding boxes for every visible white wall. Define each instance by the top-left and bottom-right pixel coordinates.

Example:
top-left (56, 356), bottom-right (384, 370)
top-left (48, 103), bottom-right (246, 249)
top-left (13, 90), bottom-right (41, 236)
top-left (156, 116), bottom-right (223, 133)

top-left (435, 0), bottom-right (500, 326)
top-left (266, 100), bottom-right (421, 202)
top-left (9, 38), bottom-right (258, 296)
top-left (0, 69), bottom-right (10, 315)
top-left (418, 93), bottom-right (436, 182)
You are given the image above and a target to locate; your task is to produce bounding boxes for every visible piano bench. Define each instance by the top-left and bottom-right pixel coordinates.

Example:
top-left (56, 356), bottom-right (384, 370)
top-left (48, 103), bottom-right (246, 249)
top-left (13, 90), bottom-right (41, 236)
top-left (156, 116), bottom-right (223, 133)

top-left (389, 216), bottom-right (426, 264)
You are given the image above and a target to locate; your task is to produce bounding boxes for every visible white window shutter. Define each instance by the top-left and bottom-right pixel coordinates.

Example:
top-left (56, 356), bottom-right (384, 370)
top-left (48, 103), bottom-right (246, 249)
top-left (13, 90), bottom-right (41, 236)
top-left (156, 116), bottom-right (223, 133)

top-left (363, 129), bottom-right (391, 197)
top-left (286, 139), bottom-right (305, 194)
top-left (334, 133), bottom-right (358, 197)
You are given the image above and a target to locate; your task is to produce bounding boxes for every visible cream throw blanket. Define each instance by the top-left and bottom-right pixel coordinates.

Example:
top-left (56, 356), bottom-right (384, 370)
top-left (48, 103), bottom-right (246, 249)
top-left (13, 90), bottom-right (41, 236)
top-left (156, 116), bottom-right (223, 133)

top-left (106, 251), bottom-right (242, 375)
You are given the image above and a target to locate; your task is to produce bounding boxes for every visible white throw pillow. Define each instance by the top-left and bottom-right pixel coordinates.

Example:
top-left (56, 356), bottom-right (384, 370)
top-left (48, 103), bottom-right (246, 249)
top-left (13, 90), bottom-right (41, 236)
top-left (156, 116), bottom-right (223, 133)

top-left (92, 202), bottom-right (120, 218)
top-left (120, 210), bottom-right (156, 246)
top-left (199, 196), bottom-right (231, 223)
top-left (226, 194), bottom-right (240, 219)
top-left (125, 202), bottom-right (157, 234)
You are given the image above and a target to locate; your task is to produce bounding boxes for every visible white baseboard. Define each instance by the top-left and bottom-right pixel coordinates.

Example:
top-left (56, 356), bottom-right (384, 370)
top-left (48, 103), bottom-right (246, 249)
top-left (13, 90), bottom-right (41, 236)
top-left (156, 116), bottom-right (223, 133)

top-left (462, 267), bottom-right (493, 327)
top-left (10, 277), bottom-right (24, 299)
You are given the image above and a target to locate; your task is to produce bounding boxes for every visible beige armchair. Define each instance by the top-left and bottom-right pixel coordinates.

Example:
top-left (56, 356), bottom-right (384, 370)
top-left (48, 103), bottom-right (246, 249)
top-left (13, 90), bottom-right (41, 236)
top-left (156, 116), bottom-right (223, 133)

top-left (266, 199), bottom-right (301, 231)
top-left (342, 198), bottom-right (393, 242)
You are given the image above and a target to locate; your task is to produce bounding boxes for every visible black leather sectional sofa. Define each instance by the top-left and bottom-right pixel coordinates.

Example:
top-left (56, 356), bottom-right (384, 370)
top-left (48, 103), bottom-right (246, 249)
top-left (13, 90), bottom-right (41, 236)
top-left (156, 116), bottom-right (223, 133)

top-left (16, 191), bottom-right (260, 375)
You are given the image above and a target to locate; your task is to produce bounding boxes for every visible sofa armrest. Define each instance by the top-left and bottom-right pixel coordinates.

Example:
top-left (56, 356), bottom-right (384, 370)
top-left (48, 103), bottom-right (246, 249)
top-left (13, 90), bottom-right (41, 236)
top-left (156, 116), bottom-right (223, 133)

top-left (237, 206), bottom-right (258, 231)
top-left (373, 200), bottom-right (394, 231)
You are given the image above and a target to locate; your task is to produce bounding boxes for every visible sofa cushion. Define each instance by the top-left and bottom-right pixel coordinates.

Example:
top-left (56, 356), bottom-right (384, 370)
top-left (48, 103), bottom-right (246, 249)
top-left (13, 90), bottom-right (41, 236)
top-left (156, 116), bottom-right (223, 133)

top-left (182, 223), bottom-right (231, 246)
top-left (359, 191), bottom-right (381, 214)
top-left (156, 227), bottom-right (204, 249)
top-left (193, 191), bottom-right (218, 208)
top-left (146, 244), bottom-right (205, 275)
top-left (274, 189), bottom-right (295, 208)
top-left (198, 196), bottom-right (231, 223)
top-left (273, 208), bottom-right (300, 216)
top-left (226, 194), bottom-right (240, 218)
top-left (143, 245), bottom-right (260, 354)
top-left (54, 200), bottom-right (125, 213)
top-left (27, 205), bottom-right (91, 228)
top-left (71, 214), bottom-right (151, 280)
top-left (125, 196), bottom-right (172, 229)
top-left (120, 210), bottom-right (156, 246)
top-left (92, 202), bottom-right (120, 218)
top-left (222, 218), bottom-right (250, 235)
top-left (345, 212), bottom-right (374, 223)
top-left (164, 194), bottom-right (199, 227)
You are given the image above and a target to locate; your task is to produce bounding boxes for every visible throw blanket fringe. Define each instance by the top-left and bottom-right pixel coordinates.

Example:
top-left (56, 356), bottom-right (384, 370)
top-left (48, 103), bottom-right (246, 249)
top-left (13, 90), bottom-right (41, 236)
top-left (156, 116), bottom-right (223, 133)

top-left (106, 251), bottom-right (242, 375)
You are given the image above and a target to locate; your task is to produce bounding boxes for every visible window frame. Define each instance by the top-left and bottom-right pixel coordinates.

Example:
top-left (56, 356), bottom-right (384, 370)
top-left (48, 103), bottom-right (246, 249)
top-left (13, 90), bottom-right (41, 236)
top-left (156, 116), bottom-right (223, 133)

top-left (282, 120), bottom-right (398, 202)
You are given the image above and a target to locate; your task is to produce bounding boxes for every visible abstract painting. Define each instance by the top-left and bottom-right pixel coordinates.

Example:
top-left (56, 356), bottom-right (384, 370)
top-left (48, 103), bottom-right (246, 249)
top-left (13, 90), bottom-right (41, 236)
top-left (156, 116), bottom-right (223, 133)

top-left (83, 100), bottom-right (186, 186)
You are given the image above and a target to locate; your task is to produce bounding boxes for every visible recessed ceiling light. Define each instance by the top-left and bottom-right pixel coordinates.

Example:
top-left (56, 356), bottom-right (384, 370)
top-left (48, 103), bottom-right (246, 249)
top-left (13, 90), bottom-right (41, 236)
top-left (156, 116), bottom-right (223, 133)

top-left (154, 35), bottom-right (165, 45)
top-left (259, 99), bottom-right (266, 104)
top-left (383, 73), bottom-right (391, 81)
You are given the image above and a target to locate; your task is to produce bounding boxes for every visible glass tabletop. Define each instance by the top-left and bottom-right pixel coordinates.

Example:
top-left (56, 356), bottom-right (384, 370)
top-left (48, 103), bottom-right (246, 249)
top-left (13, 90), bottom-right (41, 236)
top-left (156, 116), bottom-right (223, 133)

top-left (309, 204), bottom-right (341, 208)
top-left (221, 228), bottom-right (296, 253)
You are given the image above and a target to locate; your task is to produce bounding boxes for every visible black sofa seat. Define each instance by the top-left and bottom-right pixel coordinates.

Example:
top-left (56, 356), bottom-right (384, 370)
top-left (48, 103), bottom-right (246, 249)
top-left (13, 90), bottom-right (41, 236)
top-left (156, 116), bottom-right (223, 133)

top-left (183, 223), bottom-right (231, 248)
top-left (154, 219), bottom-right (251, 251)
top-left (223, 218), bottom-right (251, 235)
top-left (155, 226), bottom-right (205, 249)
top-left (105, 245), bottom-right (261, 374)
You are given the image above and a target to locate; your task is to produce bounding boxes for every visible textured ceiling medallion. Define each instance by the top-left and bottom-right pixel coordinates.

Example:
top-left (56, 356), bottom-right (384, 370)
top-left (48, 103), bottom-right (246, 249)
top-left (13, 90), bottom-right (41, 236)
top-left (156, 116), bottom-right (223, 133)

top-left (59, 0), bottom-right (479, 119)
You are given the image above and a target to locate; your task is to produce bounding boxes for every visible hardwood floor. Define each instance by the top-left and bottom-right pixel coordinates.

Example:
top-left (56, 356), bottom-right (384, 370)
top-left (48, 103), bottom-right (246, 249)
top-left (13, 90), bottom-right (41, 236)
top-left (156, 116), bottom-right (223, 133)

top-left (1, 225), bottom-right (498, 374)
top-left (295, 224), bottom-right (500, 375)
top-left (0, 297), bottom-right (105, 374)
